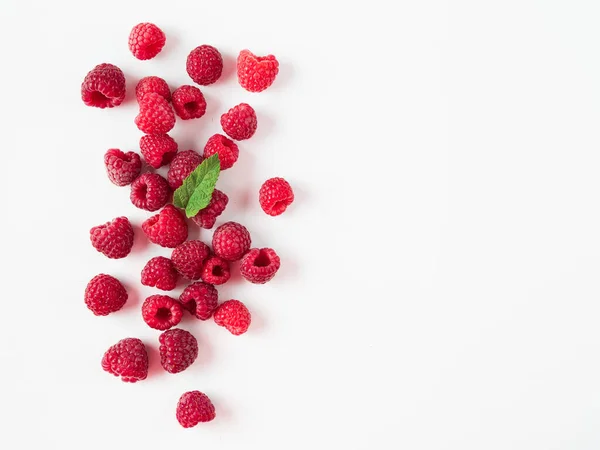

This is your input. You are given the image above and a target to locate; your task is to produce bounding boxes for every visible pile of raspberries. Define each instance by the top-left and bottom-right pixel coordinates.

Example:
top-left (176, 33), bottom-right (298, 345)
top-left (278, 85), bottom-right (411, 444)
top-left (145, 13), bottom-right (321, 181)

top-left (82, 23), bottom-right (294, 429)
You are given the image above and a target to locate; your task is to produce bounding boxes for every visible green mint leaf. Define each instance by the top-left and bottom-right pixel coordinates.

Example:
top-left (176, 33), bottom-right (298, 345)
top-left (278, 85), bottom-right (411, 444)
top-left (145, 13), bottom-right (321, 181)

top-left (172, 154), bottom-right (221, 218)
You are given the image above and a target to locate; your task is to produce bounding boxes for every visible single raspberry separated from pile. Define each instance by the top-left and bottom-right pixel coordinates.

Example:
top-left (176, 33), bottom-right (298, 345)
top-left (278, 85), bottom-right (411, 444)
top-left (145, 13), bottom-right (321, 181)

top-left (167, 150), bottom-right (203, 190)
top-left (128, 23), bottom-right (166, 60)
top-left (259, 177), bottom-right (294, 216)
top-left (191, 189), bottom-right (228, 229)
top-left (140, 134), bottom-right (178, 168)
top-left (85, 274), bottom-right (128, 316)
top-left (159, 328), bottom-right (198, 374)
top-left (141, 256), bottom-right (178, 291)
top-left (142, 205), bottom-right (188, 248)
top-left (186, 45), bottom-right (223, 86)
top-left (213, 300), bottom-right (251, 335)
top-left (237, 49), bottom-right (280, 93)
top-left (179, 282), bottom-right (218, 320)
top-left (172, 85), bottom-right (206, 120)
top-left (90, 216), bottom-right (134, 259)
top-left (104, 149), bottom-right (141, 186)
top-left (221, 103), bottom-right (257, 140)
top-left (102, 338), bottom-right (148, 383)
top-left (81, 63), bottom-right (126, 108)
top-left (212, 221), bottom-right (251, 261)
top-left (203, 134), bottom-right (239, 170)
top-left (200, 256), bottom-right (231, 285)
top-left (176, 391), bottom-right (216, 428)
top-left (136, 76), bottom-right (171, 102)
top-left (135, 92), bottom-right (176, 135)
top-left (130, 173), bottom-right (171, 212)
top-left (171, 240), bottom-right (210, 280)
top-left (142, 295), bottom-right (183, 330)
top-left (240, 248), bottom-right (281, 284)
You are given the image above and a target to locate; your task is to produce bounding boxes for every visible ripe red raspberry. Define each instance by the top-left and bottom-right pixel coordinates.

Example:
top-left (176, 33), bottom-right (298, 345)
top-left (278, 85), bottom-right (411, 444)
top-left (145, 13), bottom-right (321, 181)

top-left (191, 189), bottom-right (228, 229)
top-left (172, 85), bottom-right (206, 120)
top-left (203, 134), bottom-right (239, 170)
top-left (90, 216), bottom-right (134, 259)
top-left (84, 274), bottom-right (128, 316)
top-left (186, 45), bottom-right (223, 86)
top-left (81, 63), bottom-right (125, 108)
top-left (200, 256), bottom-right (231, 285)
top-left (220, 103), bottom-right (257, 140)
top-left (159, 329), bottom-right (198, 374)
top-left (237, 49), bottom-right (280, 93)
top-left (167, 150), bottom-right (203, 190)
top-left (142, 205), bottom-right (188, 248)
top-left (259, 177), bottom-right (294, 216)
top-left (240, 248), bottom-right (281, 284)
top-left (102, 338), bottom-right (148, 383)
top-left (130, 173), bottom-right (171, 212)
top-left (140, 134), bottom-right (178, 169)
top-left (136, 76), bottom-right (171, 102)
top-left (176, 391), bottom-right (215, 427)
top-left (104, 149), bottom-right (141, 186)
top-left (142, 295), bottom-right (183, 330)
top-left (212, 221), bottom-right (251, 261)
top-left (171, 240), bottom-right (210, 280)
top-left (141, 256), bottom-right (178, 291)
top-left (135, 92), bottom-right (176, 135)
top-left (179, 282), bottom-right (218, 320)
top-left (128, 23), bottom-right (166, 60)
top-left (214, 300), bottom-right (251, 335)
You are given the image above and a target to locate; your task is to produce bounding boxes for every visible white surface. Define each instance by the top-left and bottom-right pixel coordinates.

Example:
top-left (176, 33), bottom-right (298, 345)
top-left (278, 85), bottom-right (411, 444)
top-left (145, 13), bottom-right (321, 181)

top-left (1, 0), bottom-right (600, 448)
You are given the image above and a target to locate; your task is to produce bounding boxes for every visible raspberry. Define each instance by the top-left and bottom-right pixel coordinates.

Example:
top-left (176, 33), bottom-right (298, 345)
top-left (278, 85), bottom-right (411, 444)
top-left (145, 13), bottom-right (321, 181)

top-left (179, 282), bottom-right (218, 320)
top-left (186, 45), bottom-right (223, 86)
top-left (213, 300), bottom-right (251, 335)
top-left (128, 23), bottom-right (166, 60)
top-left (220, 103), bottom-right (257, 140)
top-left (81, 63), bottom-right (126, 108)
top-left (171, 240), bottom-right (210, 280)
top-left (90, 216), bottom-right (134, 259)
top-left (200, 256), bottom-right (231, 285)
top-left (212, 222), bottom-right (251, 261)
top-left (176, 391), bottom-right (216, 427)
top-left (167, 150), bottom-right (203, 190)
top-left (140, 134), bottom-right (178, 169)
top-left (191, 189), bottom-right (228, 229)
top-left (84, 274), bottom-right (128, 316)
top-left (159, 329), bottom-right (198, 374)
top-left (130, 173), bottom-right (171, 212)
top-left (142, 205), bottom-right (188, 248)
top-left (141, 256), bottom-right (178, 291)
top-left (104, 149), bottom-right (141, 186)
top-left (203, 134), bottom-right (239, 170)
top-left (240, 248), bottom-right (281, 284)
top-left (237, 49), bottom-right (279, 93)
top-left (136, 76), bottom-right (171, 102)
top-left (135, 92), bottom-right (176, 135)
top-left (259, 177), bottom-right (294, 216)
top-left (172, 85), bottom-right (206, 120)
top-left (102, 338), bottom-right (148, 383)
top-left (142, 295), bottom-right (183, 330)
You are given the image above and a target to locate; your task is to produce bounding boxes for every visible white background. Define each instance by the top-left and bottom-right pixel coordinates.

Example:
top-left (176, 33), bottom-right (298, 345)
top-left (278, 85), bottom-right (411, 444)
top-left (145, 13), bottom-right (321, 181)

top-left (1, 0), bottom-right (600, 448)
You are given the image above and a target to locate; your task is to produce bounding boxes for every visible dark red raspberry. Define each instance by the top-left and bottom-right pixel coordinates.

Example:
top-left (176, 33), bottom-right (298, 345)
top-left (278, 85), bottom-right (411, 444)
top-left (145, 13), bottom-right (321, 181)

top-left (104, 149), bottom-right (141, 186)
top-left (102, 338), bottom-right (148, 383)
top-left (130, 173), bottom-right (171, 212)
top-left (212, 222), bottom-right (251, 261)
top-left (140, 134), bottom-right (178, 169)
top-left (128, 23), bottom-right (166, 60)
top-left (172, 85), bottom-right (206, 120)
top-left (90, 216), bottom-right (134, 259)
top-left (259, 177), bottom-right (294, 216)
top-left (135, 92), bottom-right (175, 135)
top-left (220, 103), bottom-right (257, 140)
top-left (142, 205), bottom-right (188, 248)
top-left (237, 49), bottom-right (279, 93)
top-left (167, 150), bottom-right (203, 190)
top-left (179, 282), bottom-right (218, 320)
top-left (142, 295), bottom-right (183, 330)
top-left (213, 300), bottom-right (251, 335)
top-left (203, 134), bottom-right (238, 170)
top-left (176, 391), bottom-right (215, 427)
top-left (171, 240), bottom-right (210, 280)
top-left (85, 274), bottom-right (128, 316)
top-left (136, 76), bottom-right (171, 102)
top-left (159, 328), bottom-right (198, 374)
top-left (186, 45), bottom-right (223, 86)
top-left (240, 248), bottom-right (281, 284)
top-left (191, 189), bottom-right (228, 229)
top-left (200, 256), bottom-right (230, 285)
top-left (141, 256), bottom-right (178, 291)
top-left (81, 63), bottom-right (125, 108)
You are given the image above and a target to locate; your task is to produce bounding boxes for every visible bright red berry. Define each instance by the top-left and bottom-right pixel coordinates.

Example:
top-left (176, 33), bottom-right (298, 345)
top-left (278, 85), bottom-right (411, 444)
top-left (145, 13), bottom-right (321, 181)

top-left (140, 134), bottom-right (178, 168)
top-left (172, 85), bottom-right (206, 120)
top-left (136, 76), bottom-right (171, 102)
top-left (104, 149), bottom-right (141, 186)
top-left (212, 222), bottom-right (251, 261)
top-left (186, 45), bottom-right (223, 86)
top-left (214, 300), bottom-right (251, 335)
top-left (142, 205), bottom-right (188, 248)
top-left (237, 49), bottom-right (279, 93)
top-left (81, 63), bottom-right (125, 108)
top-left (259, 177), bottom-right (294, 216)
top-left (141, 256), bottom-right (178, 291)
top-left (90, 216), bottom-right (134, 259)
top-left (102, 338), bottom-right (148, 383)
top-left (142, 295), bottom-right (183, 330)
top-left (191, 189), bottom-right (228, 229)
top-left (130, 173), bottom-right (171, 212)
top-left (135, 92), bottom-right (175, 135)
top-left (203, 134), bottom-right (238, 170)
top-left (200, 256), bottom-right (231, 285)
top-left (128, 23), bottom-right (166, 60)
top-left (167, 150), bottom-right (203, 190)
top-left (171, 240), bottom-right (210, 280)
top-left (179, 282), bottom-right (218, 320)
top-left (240, 248), bottom-right (281, 284)
top-left (220, 103), bottom-right (257, 140)
top-left (176, 391), bottom-right (215, 427)
top-left (159, 329), bottom-right (198, 374)
top-left (85, 274), bottom-right (128, 316)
